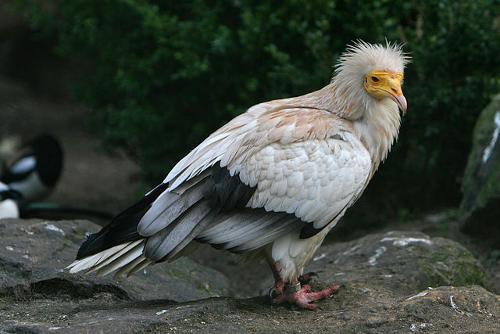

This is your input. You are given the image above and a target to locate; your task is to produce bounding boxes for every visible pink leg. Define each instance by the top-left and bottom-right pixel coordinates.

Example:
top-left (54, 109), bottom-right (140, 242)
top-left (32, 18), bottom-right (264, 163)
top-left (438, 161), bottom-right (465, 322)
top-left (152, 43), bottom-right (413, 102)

top-left (271, 277), bottom-right (341, 310)
top-left (268, 262), bottom-right (285, 298)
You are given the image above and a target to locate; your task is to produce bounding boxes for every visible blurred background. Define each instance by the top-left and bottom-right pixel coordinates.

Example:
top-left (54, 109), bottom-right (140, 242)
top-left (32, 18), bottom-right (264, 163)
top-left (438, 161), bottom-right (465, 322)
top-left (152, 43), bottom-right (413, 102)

top-left (0, 1), bottom-right (498, 287)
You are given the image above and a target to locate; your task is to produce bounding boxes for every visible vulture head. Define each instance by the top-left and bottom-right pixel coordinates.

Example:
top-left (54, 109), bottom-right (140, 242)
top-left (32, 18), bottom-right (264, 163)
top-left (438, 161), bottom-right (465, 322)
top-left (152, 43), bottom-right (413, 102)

top-left (332, 41), bottom-right (410, 120)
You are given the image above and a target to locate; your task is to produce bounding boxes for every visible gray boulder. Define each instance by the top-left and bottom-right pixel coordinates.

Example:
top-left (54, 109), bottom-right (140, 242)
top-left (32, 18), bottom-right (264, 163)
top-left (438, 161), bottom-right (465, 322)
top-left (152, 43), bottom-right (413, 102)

top-left (1, 222), bottom-right (498, 333)
top-left (460, 93), bottom-right (500, 240)
top-left (0, 219), bottom-right (229, 303)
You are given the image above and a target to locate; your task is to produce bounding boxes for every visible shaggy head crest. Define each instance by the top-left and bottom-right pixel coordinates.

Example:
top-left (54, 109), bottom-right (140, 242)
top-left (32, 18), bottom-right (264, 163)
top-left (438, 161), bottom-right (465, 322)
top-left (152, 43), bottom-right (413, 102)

top-left (335, 40), bottom-right (410, 76)
top-left (331, 40), bottom-right (410, 119)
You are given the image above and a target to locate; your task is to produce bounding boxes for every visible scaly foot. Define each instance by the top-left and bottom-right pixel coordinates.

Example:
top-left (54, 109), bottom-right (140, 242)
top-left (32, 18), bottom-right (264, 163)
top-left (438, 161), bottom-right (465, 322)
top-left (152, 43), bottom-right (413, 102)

top-left (268, 278), bottom-right (285, 298)
top-left (269, 272), bottom-right (318, 298)
top-left (272, 282), bottom-right (341, 310)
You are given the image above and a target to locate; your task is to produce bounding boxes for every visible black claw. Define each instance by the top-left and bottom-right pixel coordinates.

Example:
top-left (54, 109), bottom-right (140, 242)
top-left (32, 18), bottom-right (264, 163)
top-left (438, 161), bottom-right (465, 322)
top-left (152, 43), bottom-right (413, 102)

top-left (298, 271), bottom-right (319, 284)
top-left (268, 287), bottom-right (280, 299)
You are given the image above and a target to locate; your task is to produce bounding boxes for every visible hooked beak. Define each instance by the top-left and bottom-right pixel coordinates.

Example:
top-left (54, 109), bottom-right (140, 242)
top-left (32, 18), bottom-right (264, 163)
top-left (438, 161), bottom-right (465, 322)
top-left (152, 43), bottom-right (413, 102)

top-left (390, 94), bottom-right (407, 115)
top-left (364, 71), bottom-right (407, 115)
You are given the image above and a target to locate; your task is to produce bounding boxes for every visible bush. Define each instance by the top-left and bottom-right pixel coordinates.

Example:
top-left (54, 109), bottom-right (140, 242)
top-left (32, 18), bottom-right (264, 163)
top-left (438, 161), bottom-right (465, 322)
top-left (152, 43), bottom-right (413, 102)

top-left (16, 0), bottom-right (500, 222)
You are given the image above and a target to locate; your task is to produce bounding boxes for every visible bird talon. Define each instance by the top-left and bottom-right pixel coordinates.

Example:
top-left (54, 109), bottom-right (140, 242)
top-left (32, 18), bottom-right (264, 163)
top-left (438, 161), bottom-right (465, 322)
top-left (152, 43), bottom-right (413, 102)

top-left (302, 284), bottom-right (312, 292)
top-left (268, 287), bottom-right (281, 299)
top-left (270, 281), bottom-right (341, 310)
top-left (285, 282), bottom-right (302, 294)
top-left (298, 272), bottom-right (318, 284)
top-left (269, 277), bottom-right (285, 299)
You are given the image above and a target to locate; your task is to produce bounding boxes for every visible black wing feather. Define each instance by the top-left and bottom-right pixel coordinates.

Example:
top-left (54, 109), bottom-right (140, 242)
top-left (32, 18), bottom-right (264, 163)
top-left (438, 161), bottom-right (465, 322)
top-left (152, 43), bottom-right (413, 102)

top-left (76, 182), bottom-right (168, 259)
top-left (76, 165), bottom-right (256, 260)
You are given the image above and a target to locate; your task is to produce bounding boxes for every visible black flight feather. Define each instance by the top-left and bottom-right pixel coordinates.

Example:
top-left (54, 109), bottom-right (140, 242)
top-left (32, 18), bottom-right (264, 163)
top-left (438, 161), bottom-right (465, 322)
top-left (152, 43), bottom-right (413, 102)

top-left (76, 164), bottom-right (256, 261)
top-left (76, 182), bottom-right (169, 259)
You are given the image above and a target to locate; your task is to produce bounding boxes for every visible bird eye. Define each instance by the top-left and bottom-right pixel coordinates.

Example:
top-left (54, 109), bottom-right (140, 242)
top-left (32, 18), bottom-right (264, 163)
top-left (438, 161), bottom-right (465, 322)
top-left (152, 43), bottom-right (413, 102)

top-left (371, 76), bottom-right (379, 82)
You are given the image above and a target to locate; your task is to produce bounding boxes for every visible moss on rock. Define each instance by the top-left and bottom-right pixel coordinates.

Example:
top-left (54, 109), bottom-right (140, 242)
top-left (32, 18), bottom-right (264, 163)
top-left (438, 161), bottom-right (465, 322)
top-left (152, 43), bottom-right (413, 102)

top-left (419, 240), bottom-right (491, 290)
top-left (461, 93), bottom-right (500, 214)
top-left (460, 93), bottom-right (500, 239)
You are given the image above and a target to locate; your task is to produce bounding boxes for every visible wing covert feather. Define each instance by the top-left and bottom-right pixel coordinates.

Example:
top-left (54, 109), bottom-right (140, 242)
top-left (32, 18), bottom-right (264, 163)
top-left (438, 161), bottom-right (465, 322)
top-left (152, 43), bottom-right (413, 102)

top-left (238, 132), bottom-right (371, 230)
top-left (163, 104), bottom-right (371, 233)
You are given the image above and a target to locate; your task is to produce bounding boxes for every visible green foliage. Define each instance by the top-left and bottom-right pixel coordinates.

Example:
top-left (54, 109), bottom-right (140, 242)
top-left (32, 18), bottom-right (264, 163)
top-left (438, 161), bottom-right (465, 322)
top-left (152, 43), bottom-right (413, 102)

top-left (17, 0), bottom-right (500, 220)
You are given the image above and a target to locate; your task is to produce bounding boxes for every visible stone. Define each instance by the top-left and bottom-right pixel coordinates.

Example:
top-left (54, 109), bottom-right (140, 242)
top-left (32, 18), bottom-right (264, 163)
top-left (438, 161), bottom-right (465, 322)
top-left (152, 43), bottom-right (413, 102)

top-left (308, 231), bottom-right (492, 292)
top-left (460, 93), bottom-right (500, 241)
top-left (1, 225), bottom-right (498, 333)
top-left (0, 219), bottom-right (230, 302)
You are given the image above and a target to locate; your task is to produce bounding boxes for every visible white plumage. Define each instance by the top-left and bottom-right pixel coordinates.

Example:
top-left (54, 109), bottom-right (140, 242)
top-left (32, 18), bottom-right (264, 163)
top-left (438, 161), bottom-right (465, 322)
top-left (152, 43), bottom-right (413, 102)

top-left (0, 181), bottom-right (20, 219)
top-left (68, 41), bottom-right (409, 309)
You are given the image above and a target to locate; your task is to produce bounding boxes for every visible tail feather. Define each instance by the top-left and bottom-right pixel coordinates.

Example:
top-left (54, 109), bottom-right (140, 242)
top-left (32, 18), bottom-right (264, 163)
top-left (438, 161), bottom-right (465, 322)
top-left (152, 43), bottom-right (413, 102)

top-left (87, 240), bottom-right (144, 274)
top-left (94, 241), bottom-right (145, 277)
top-left (69, 175), bottom-right (216, 276)
top-left (76, 173), bottom-right (212, 261)
top-left (67, 241), bottom-right (152, 279)
top-left (115, 257), bottom-right (152, 278)
top-left (67, 240), bottom-right (140, 273)
top-left (76, 182), bottom-right (169, 260)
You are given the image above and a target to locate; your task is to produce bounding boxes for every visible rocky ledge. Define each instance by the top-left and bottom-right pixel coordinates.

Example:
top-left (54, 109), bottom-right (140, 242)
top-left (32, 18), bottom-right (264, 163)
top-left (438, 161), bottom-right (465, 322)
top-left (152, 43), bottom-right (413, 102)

top-left (0, 219), bottom-right (498, 333)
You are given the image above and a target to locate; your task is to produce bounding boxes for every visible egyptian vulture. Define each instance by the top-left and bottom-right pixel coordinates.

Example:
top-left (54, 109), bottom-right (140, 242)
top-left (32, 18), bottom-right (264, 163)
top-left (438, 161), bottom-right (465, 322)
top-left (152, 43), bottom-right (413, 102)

top-left (68, 41), bottom-right (409, 309)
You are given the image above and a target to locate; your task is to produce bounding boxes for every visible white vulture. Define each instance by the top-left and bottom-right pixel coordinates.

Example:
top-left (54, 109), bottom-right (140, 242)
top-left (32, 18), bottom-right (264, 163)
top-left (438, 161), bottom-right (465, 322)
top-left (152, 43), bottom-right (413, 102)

top-left (68, 41), bottom-right (409, 309)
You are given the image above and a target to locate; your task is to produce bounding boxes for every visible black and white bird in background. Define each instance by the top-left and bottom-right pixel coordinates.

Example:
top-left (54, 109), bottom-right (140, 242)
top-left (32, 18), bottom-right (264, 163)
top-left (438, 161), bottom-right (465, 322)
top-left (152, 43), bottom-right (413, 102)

top-left (0, 134), bottom-right (114, 222)
top-left (0, 134), bottom-right (64, 202)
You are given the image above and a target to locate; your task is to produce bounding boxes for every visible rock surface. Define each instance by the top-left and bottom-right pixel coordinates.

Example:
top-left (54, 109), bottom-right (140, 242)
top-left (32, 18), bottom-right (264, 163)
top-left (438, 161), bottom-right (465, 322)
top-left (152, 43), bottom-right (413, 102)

top-left (1, 219), bottom-right (498, 333)
top-left (460, 93), bottom-right (500, 241)
top-left (0, 219), bottom-right (229, 302)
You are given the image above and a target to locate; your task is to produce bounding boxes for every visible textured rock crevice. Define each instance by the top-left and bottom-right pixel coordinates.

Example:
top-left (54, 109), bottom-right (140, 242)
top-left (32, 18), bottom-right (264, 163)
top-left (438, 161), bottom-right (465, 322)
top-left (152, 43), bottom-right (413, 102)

top-left (0, 219), bottom-right (230, 303)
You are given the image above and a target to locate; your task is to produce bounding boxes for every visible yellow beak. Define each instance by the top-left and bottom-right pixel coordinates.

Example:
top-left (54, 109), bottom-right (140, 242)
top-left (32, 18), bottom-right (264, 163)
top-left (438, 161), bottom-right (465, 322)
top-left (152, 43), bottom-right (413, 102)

top-left (385, 75), bottom-right (407, 114)
top-left (364, 71), bottom-right (407, 114)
